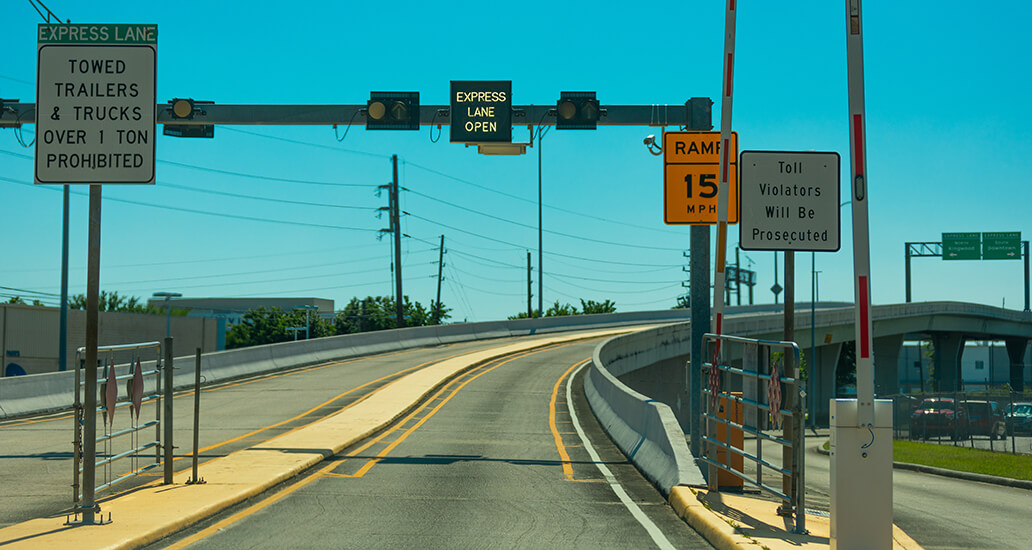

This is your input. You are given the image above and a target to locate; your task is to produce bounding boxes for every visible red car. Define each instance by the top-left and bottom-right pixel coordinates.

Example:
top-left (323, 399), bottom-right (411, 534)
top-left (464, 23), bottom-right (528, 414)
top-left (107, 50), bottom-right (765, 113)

top-left (910, 398), bottom-right (969, 440)
top-left (964, 400), bottom-right (1006, 440)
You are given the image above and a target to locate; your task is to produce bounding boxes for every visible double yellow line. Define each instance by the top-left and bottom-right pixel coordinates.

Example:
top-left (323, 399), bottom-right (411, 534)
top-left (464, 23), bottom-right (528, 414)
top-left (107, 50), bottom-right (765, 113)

top-left (164, 342), bottom-right (581, 549)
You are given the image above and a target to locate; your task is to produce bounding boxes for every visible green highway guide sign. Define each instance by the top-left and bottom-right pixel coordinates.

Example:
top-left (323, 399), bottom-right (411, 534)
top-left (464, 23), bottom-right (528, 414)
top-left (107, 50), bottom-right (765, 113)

top-left (983, 232), bottom-right (1022, 260)
top-left (942, 232), bottom-right (981, 260)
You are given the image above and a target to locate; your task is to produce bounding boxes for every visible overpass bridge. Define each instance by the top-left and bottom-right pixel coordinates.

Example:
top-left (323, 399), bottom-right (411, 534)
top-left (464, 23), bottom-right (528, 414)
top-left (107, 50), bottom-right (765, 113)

top-left (0, 301), bottom-right (1029, 548)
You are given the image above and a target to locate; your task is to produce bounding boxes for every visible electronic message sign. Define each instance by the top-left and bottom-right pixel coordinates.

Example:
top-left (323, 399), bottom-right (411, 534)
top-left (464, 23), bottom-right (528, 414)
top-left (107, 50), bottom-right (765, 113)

top-left (450, 81), bottom-right (512, 143)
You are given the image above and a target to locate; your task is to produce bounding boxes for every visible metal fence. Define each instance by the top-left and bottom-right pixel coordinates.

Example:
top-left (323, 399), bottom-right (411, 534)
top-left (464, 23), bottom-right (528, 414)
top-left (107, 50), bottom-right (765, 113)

top-left (73, 341), bottom-right (166, 505)
top-left (888, 390), bottom-right (1032, 455)
top-left (700, 333), bottom-right (806, 534)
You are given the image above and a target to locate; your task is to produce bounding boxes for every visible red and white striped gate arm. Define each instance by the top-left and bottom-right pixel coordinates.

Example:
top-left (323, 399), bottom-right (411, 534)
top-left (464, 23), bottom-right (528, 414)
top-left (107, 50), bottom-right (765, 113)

top-left (712, 0), bottom-right (738, 356)
top-left (846, 0), bottom-right (875, 427)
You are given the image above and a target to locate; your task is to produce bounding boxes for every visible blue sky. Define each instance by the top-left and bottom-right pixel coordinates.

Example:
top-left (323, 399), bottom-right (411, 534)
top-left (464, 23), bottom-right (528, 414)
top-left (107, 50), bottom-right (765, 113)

top-left (1, 1), bottom-right (1030, 322)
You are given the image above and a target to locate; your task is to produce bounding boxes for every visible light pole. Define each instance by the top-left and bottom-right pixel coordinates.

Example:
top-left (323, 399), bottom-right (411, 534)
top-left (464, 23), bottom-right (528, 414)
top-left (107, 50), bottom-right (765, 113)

top-left (152, 291), bottom-right (182, 339)
top-left (535, 124), bottom-right (550, 317)
top-left (294, 305), bottom-right (319, 340)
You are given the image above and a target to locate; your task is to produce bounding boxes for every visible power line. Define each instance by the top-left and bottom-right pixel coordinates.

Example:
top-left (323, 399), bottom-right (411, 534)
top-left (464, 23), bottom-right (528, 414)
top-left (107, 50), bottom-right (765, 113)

top-left (220, 127), bottom-right (391, 160)
top-left (0, 284), bottom-right (60, 297)
top-left (160, 182), bottom-right (376, 210)
top-left (405, 160), bottom-right (675, 235)
top-left (2, 242), bottom-right (388, 274)
top-left (406, 212), bottom-right (530, 250)
top-left (158, 159), bottom-right (376, 188)
top-left (408, 210), bottom-right (683, 252)
top-left (0, 177), bottom-right (380, 232)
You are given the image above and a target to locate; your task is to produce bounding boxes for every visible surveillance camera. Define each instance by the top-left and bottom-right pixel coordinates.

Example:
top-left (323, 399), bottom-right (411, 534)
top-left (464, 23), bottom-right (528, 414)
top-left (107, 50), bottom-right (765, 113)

top-left (643, 134), bottom-right (656, 146)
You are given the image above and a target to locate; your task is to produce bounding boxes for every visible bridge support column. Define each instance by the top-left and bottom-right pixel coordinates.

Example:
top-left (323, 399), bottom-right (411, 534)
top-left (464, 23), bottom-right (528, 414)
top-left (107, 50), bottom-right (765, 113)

top-left (930, 332), bottom-right (965, 391)
top-left (873, 334), bottom-right (904, 396)
top-left (1005, 338), bottom-right (1028, 392)
top-left (804, 342), bottom-right (841, 427)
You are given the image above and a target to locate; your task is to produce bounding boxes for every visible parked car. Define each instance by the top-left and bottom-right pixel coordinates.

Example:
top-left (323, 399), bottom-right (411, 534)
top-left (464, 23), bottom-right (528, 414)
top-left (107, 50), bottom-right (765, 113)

top-left (910, 398), bottom-right (969, 440)
top-left (964, 400), bottom-right (1006, 440)
top-left (1005, 402), bottom-right (1032, 435)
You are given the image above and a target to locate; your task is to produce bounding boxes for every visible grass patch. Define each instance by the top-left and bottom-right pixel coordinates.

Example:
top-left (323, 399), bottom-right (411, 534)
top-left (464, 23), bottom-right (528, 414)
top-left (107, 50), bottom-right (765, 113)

top-left (893, 440), bottom-right (1032, 481)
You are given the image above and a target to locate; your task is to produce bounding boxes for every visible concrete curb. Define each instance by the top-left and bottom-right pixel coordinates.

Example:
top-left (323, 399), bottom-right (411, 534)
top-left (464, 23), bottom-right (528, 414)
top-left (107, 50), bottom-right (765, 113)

top-left (668, 486), bottom-right (754, 550)
top-left (815, 441), bottom-right (1032, 490)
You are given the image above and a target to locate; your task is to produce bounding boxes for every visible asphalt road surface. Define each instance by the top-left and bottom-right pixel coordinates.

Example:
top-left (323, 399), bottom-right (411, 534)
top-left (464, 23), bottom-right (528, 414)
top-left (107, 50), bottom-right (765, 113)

top-left (0, 335), bottom-right (581, 528)
top-left (153, 341), bottom-right (713, 549)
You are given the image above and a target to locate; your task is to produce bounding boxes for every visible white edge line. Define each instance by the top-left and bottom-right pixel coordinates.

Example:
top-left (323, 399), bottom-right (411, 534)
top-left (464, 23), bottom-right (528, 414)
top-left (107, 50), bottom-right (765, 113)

top-left (566, 361), bottom-right (677, 550)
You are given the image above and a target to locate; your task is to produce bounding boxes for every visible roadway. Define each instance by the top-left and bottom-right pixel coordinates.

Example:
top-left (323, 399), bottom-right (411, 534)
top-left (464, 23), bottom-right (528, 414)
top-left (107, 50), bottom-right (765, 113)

top-left (1, 329), bottom-right (711, 548)
top-left (0, 334), bottom-right (580, 528)
top-left (150, 340), bottom-right (710, 549)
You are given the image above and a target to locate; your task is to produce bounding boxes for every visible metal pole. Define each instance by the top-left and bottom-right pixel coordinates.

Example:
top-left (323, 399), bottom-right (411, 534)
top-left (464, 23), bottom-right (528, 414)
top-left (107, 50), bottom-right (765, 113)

top-left (736, 247), bottom-right (742, 306)
top-left (811, 251), bottom-right (816, 430)
top-left (163, 337), bottom-right (174, 484)
top-left (59, 185), bottom-right (69, 371)
top-left (905, 243), bottom-right (912, 303)
top-left (782, 250), bottom-right (795, 507)
top-left (72, 354), bottom-right (82, 504)
top-left (80, 184), bottom-right (101, 524)
top-left (689, 225), bottom-right (711, 458)
top-left (165, 297), bottom-right (172, 339)
top-left (537, 128), bottom-right (543, 316)
top-left (305, 309), bottom-right (311, 340)
top-left (188, 347), bottom-right (204, 485)
top-left (1024, 241), bottom-right (1029, 312)
top-left (435, 235), bottom-right (445, 324)
top-left (391, 154), bottom-right (404, 329)
top-left (527, 251), bottom-right (533, 318)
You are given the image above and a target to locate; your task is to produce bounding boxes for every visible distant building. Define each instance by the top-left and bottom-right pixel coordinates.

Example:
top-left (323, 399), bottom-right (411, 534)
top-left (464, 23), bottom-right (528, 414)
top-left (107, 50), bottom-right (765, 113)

top-left (1, 303), bottom-right (219, 376)
top-left (145, 297), bottom-right (334, 325)
top-left (897, 341), bottom-right (1032, 393)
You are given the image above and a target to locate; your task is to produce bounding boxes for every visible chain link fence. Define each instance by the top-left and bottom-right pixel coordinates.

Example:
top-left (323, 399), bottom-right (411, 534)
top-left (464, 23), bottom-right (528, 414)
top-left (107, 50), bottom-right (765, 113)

top-left (887, 390), bottom-right (1032, 454)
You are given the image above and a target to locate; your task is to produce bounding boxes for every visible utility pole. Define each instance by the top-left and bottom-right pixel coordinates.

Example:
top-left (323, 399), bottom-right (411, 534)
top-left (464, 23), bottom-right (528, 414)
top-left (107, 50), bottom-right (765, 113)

top-left (391, 154), bottom-right (404, 329)
top-left (527, 251), bottom-right (533, 317)
top-left (435, 234), bottom-right (445, 324)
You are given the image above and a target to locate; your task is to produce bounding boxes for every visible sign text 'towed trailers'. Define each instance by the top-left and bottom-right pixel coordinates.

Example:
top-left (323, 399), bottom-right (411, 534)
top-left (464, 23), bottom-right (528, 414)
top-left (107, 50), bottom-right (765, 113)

top-left (35, 23), bottom-right (157, 185)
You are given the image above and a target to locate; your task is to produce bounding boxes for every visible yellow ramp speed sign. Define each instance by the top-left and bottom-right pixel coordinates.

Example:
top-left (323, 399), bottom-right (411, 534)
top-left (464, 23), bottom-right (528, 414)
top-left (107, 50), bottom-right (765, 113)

top-left (663, 131), bottom-right (738, 225)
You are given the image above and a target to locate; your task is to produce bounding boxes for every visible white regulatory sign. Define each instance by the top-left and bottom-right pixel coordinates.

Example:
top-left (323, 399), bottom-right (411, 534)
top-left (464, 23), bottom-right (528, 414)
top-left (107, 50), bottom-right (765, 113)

top-left (739, 151), bottom-right (840, 252)
top-left (35, 24), bottom-right (156, 184)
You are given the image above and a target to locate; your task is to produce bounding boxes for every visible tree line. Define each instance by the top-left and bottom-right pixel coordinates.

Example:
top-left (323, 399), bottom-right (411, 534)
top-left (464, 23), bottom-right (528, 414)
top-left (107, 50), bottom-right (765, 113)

top-left (226, 296), bottom-right (450, 349)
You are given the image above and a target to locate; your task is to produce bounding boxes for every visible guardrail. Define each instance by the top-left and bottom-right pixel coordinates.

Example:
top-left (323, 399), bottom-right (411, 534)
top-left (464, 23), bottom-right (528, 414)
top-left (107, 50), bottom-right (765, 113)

top-left (700, 333), bottom-right (805, 534)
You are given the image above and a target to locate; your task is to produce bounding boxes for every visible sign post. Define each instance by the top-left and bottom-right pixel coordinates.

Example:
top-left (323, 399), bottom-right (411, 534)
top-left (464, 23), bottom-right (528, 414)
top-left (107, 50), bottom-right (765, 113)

top-left (36, 23), bottom-right (156, 526)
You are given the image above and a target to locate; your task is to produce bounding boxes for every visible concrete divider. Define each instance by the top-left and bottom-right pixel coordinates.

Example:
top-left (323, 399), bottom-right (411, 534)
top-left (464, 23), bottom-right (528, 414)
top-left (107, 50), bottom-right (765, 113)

top-left (584, 324), bottom-right (704, 495)
top-left (0, 310), bottom-right (689, 420)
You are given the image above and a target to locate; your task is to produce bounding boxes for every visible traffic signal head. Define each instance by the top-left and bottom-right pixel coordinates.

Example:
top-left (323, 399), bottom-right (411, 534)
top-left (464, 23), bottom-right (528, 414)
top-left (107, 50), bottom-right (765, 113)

top-left (163, 98), bottom-right (214, 138)
top-left (367, 92), bottom-right (420, 130)
top-left (556, 91), bottom-right (600, 130)
top-left (686, 97), bottom-right (713, 131)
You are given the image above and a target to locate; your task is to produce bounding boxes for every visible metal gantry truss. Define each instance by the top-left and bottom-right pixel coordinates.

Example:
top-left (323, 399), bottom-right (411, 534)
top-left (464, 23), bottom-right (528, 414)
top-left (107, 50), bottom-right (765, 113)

top-left (905, 241), bottom-right (1030, 311)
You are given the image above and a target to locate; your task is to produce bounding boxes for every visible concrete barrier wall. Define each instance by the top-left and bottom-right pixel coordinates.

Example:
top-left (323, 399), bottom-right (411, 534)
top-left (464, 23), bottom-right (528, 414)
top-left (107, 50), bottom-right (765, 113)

top-left (584, 324), bottom-right (704, 496)
top-left (0, 309), bottom-right (688, 420)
